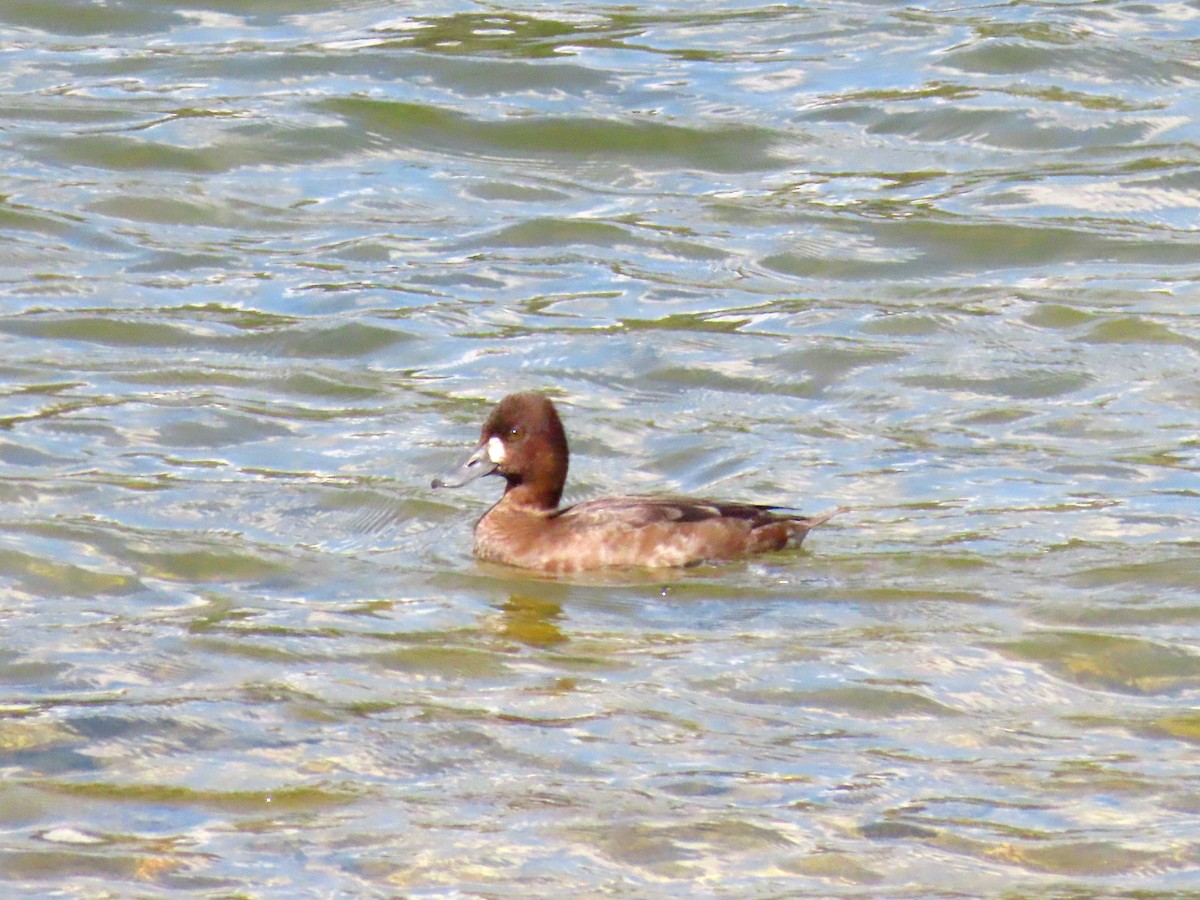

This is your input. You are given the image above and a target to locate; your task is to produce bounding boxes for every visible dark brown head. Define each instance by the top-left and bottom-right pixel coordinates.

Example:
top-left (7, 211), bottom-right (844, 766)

top-left (431, 392), bottom-right (569, 511)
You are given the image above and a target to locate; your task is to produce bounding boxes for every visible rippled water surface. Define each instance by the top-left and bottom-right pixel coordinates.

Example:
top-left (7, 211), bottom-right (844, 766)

top-left (2, 0), bottom-right (1199, 895)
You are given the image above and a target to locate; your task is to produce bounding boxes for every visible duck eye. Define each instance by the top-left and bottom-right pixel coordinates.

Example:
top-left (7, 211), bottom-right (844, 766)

top-left (508, 426), bottom-right (521, 438)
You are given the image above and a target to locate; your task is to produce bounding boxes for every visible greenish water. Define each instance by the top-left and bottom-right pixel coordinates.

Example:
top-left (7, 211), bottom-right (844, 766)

top-left (1, 0), bottom-right (1198, 895)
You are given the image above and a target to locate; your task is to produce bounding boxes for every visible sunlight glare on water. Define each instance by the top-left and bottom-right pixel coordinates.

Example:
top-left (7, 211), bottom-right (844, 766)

top-left (0, 0), bottom-right (1198, 894)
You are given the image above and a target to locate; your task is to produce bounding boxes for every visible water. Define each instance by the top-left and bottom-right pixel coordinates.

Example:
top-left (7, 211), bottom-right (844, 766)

top-left (1, 0), bottom-right (1198, 895)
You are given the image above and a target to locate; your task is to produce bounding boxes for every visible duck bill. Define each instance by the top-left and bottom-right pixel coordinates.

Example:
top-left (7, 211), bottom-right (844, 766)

top-left (431, 442), bottom-right (497, 489)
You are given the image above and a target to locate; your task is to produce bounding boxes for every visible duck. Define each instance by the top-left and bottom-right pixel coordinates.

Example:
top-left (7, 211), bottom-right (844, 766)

top-left (432, 392), bottom-right (841, 573)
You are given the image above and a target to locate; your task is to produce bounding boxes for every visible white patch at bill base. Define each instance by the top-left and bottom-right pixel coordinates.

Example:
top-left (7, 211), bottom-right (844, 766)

top-left (486, 435), bottom-right (507, 464)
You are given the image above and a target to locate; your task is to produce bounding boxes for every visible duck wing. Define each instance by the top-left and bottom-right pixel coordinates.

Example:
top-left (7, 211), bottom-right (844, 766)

top-left (553, 494), bottom-right (800, 530)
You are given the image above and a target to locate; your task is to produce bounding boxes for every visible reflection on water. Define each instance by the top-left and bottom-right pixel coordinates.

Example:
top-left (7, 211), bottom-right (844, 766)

top-left (1, 0), bottom-right (1199, 894)
top-left (494, 594), bottom-right (569, 649)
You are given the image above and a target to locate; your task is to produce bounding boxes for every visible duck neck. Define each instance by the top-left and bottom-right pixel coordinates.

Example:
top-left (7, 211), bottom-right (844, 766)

top-left (502, 476), bottom-right (562, 512)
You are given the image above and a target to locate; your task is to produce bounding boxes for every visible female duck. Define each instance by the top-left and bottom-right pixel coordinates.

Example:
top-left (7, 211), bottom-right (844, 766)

top-left (432, 392), bottom-right (839, 573)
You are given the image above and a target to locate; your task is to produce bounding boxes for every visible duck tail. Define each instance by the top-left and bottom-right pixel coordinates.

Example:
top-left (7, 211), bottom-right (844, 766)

top-left (787, 505), bottom-right (849, 545)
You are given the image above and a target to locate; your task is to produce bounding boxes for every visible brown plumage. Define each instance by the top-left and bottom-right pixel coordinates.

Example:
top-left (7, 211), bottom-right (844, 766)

top-left (432, 392), bottom-right (842, 573)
